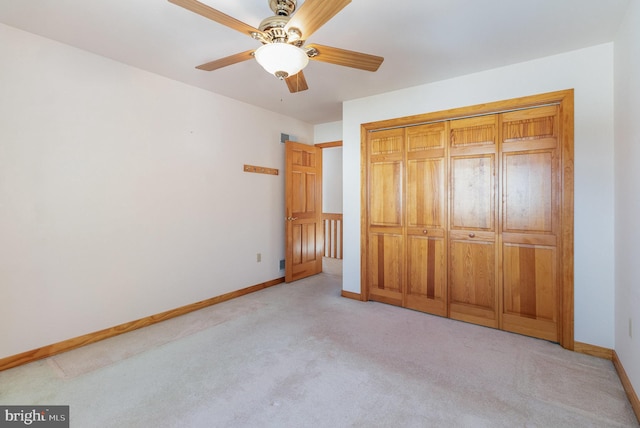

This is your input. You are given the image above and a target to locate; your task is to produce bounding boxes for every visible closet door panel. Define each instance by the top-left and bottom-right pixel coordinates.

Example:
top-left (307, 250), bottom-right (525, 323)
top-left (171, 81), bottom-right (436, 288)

top-left (407, 122), bottom-right (447, 230)
top-left (449, 239), bottom-right (497, 327)
top-left (502, 243), bottom-right (557, 340)
top-left (368, 232), bottom-right (404, 305)
top-left (406, 234), bottom-right (447, 315)
top-left (502, 105), bottom-right (557, 144)
top-left (407, 158), bottom-right (444, 228)
top-left (503, 151), bottom-right (556, 234)
top-left (503, 244), bottom-right (556, 319)
top-left (406, 156), bottom-right (446, 315)
top-left (450, 115), bottom-right (496, 148)
top-left (500, 105), bottom-right (560, 342)
top-left (367, 129), bottom-right (405, 305)
top-left (370, 161), bottom-right (403, 226)
top-left (450, 155), bottom-right (495, 231)
top-left (404, 123), bottom-right (448, 314)
top-left (369, 130), bottom-right (404, 227)
top-left (449, 115), bottom-right (498, 326)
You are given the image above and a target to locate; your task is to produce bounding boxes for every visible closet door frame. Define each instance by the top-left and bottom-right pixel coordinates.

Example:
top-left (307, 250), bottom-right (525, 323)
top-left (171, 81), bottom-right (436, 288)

top-left (360, 89), bottom-right (574, 350)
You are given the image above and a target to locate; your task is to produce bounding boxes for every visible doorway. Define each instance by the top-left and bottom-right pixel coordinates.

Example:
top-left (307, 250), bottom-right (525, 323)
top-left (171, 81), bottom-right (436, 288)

top-left (318, 141), bottom-right (343, 276)
top-left (284, 140), bottom-right (344, 282)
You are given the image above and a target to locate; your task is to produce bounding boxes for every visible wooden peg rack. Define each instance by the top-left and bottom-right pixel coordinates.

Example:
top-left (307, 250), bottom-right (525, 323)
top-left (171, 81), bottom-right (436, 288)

top-left (243, 164), bottom-right (279, 175)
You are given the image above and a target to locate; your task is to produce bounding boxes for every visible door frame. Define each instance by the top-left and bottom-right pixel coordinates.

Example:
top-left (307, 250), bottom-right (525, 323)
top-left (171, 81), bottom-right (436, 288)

top-left (360, 89), bottom-right (574, 349)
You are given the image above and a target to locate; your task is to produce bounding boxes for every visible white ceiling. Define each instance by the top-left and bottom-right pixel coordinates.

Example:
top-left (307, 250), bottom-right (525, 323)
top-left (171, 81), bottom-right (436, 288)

top-left (0, 0), bottom-right (630, 124)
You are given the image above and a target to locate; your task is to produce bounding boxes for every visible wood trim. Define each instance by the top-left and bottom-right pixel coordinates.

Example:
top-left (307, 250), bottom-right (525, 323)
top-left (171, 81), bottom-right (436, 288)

top-left (574, 344), bottom-right (640, 423)
top-left (559, 90), bottom-right (575, 351)
top-left (362, 90), bottom-right (574, 131)
top-left (574, 341), bottom-right (613, 360)
top-left (315, 140), bottom-right (342, 148)
top-left (613, 351), bottom-right (640, 423)
top-left (360, 124), bottom-right (369, 302)
top-left (0, 277), bottom-right (285, 372)
top-left (341, 290), bottom-right (364, 301)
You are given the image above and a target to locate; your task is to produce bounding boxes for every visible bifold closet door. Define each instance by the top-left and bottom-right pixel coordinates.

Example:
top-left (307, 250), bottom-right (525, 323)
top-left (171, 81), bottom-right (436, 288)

top-left (448, 115), bottom-right (499, 328)
top-left (405, 123), bottom-right (448, 316)
top-left (363, 91), bottom-right (572, 346)
top-left (367, 128), bottom-right (405, 306)
top-left (500, 106), bottom-right (560, 342)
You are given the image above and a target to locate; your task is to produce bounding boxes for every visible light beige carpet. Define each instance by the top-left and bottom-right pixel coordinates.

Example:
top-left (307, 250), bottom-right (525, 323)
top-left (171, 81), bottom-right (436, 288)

top-left (0, 273), bottom-right (637, 427)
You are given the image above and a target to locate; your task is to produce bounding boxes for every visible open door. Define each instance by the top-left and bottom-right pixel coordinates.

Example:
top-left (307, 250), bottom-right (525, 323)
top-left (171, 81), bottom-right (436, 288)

top-left (285, 141), bottom-right (323, 282)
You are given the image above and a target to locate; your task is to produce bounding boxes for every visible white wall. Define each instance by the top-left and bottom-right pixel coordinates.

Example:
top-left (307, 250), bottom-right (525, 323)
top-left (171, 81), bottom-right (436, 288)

top-left (343, 44), bottom-right (616, 349)
top-left (314, 121), bottom-right (342, 144)
top-left (315, 121), bottom-right (343, 214)
top-left (614, 0), bottom-right (640, 397)
top-left (0, 24), bottom-right (313, 359)
top-left (321, 148), bottom-right (343, 214)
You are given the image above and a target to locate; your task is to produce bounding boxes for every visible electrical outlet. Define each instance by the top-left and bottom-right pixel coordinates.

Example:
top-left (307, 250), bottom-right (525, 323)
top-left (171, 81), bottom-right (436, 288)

top-left (257, 253), bottom-right (261, 263)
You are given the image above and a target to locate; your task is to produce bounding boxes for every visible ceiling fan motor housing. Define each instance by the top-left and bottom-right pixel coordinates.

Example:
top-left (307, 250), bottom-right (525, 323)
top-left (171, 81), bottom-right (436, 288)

top-left (258, 14), bottom-right (302, 45)
top-left (269, 0), bottom-right (296, 16)
top-left (259, 15), bottom-right (289, 41)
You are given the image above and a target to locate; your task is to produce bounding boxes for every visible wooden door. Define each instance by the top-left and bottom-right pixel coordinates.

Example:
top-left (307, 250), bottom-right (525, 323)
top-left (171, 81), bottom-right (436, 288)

top-left (366, 128), bottom-right (405, 306)
top-left (500, 106), bottom-right (560, 341)
top-left (361, 91), bottom-right (573, 347)
top-left (405, 123), bottom-right (448, 316)
top-left (448, 115), bottom-right (499, 328)
top-left (285, 141), bottom-right (323, 282)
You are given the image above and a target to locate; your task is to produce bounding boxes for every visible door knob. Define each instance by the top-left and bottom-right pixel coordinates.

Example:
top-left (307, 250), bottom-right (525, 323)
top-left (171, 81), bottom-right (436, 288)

top-left (468, 232), bottom-right (475, 238)
top-left (423, 230), bottom-right (428, 235)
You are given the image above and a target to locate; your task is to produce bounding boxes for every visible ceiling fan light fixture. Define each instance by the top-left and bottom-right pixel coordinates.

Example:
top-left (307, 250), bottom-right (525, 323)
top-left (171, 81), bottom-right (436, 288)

top-left (254, 43), bottom-right (309, 79)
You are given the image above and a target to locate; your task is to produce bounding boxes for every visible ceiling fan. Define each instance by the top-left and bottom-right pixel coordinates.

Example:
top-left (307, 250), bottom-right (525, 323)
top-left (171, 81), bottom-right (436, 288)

top-left (168, 0), bottom-right (384, 93)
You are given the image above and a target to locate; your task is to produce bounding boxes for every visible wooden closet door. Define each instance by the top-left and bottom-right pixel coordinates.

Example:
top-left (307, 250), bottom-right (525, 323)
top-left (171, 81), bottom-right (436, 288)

top-left (367, 129), bottom-right (405, 306)
top-left (405, 123), bottom-right (448, 316)
top-left (449, 115), bottom-right (499, 328)
top-left (500, 106), bottom-right (560, 341)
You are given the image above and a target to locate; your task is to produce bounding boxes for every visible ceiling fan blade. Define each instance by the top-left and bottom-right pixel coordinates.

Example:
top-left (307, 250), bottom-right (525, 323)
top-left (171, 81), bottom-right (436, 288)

top-left (195, 49), bottom-right (255, 71)
top-left (285, 0), bottom-right (351, 40)
top-left (168, 0), bottom-right (262, 38)
top-left (306, 44), bottom-right (384, 72)
top-left (285, 71), bottom-right (309, 93)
